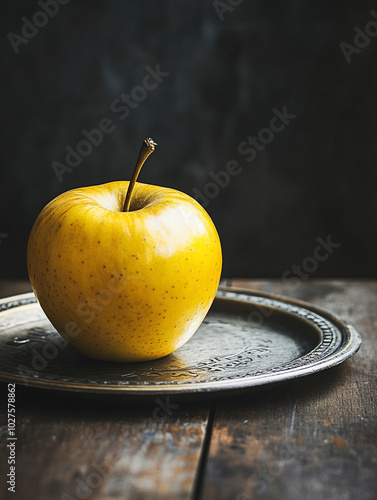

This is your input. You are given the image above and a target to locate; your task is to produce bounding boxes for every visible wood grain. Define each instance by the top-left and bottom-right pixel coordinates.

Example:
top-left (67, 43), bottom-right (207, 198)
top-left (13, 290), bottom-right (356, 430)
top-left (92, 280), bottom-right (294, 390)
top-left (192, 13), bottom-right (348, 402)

top-left (200, 280), bottom-right (377, 500)
top-left (0, 281), bottom-right (210, 500)
top-left (0, 385), bottom-right (210, 500)
top-left (1, 280), bottom-right (376, 500)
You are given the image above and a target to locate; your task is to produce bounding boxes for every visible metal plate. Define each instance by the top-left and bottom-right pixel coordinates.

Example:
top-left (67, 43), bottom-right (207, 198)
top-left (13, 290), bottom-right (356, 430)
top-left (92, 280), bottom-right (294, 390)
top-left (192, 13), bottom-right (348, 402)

top-left (0, 290), bottom-right (361, 396)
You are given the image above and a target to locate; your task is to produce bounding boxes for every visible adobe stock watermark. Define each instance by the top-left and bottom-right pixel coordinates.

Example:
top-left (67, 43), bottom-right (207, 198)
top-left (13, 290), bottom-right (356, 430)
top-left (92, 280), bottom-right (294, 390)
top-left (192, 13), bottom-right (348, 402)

top-left (247, 303), bottom-right (273, 328)
top-left (16, 271), bottom-right (130, 383)
top-left (282, 235), bottom-right (341, 289)
top-left (236, 464), bottom-right (284, 499)
top-left (230, 235), bottom-right (341, 336)
top-left (7, 0), bottom-right (70, 55)
top-left (51, 64), bottom-right (169, 182)
top-left (60, 451), bottom-right (121, 500)
top-left (339, 10), bottom-right (377, 63)
top-left (75, 270), bottom-right (128, 324)
top-left (16, 326), bottom-right (72, 383)
top-left (213, 0), bottom-right (244, 22)
top-left (146, 396), bottom-right (180, 425)
top-left (60, 396), bottom-right (180, 500)
top-left (235, 440), bottom-right (306, 499)
top-left (193, 106), bottom-right (297, 208)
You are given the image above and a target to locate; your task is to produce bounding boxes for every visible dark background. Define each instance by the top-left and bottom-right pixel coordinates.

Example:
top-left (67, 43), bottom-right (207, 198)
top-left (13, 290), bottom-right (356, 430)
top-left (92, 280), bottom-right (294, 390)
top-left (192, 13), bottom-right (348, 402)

top-left (1, 0), bottom-right (376, 280)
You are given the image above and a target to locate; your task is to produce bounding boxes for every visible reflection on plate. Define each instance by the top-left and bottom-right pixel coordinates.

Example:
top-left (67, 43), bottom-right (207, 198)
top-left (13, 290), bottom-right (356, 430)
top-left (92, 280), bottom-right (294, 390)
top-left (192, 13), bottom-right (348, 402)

top-left (0, 290), bottom-right (361, 396)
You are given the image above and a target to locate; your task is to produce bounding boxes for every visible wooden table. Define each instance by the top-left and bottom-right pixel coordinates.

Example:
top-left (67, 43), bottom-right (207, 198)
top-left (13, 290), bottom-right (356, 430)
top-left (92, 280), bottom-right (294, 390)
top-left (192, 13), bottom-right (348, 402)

top-left (0, 280), bottom-right (376, 500)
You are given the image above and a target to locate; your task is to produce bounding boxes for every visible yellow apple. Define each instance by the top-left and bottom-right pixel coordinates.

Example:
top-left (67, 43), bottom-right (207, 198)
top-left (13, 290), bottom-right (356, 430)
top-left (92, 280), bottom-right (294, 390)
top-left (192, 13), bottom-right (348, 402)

top-left (27, 139), bottom-right (222, 362)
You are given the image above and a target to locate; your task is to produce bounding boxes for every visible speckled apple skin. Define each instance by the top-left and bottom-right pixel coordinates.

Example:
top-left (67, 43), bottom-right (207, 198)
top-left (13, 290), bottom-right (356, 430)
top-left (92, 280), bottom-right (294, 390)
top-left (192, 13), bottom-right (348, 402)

top-left (27, 181), bottom-right (222, 362)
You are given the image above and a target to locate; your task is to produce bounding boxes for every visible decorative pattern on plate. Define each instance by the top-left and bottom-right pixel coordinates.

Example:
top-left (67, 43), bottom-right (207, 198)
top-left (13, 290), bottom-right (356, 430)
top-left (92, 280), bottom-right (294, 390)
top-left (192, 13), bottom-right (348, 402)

top-left (0, 291), bottom-right (361, 395)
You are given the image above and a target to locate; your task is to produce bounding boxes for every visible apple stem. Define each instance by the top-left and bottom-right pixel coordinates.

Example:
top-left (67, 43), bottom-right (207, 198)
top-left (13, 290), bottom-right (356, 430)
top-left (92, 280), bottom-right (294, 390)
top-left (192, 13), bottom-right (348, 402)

top-left (123, 138), bottom-right (157, 212)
